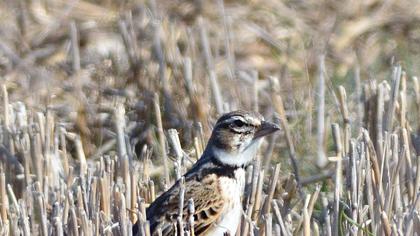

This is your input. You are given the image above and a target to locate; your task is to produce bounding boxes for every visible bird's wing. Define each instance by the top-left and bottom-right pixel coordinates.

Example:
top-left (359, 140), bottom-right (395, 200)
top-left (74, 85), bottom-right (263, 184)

top-left (147, 174), bottom-right (225, 236)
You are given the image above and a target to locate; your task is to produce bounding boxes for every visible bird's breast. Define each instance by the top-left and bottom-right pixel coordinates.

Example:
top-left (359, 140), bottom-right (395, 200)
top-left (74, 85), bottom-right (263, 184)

top-left (207, 168), bottom-right (245, 235)
top-left (218, 168), bottom-right (246, 199)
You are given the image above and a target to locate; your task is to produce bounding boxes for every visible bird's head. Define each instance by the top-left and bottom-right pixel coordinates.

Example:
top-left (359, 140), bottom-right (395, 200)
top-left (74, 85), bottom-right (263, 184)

top-left (208, 110), bottom-right (280, 167)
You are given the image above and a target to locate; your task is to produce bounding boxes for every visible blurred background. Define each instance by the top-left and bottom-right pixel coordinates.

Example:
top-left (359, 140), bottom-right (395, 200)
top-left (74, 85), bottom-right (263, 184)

top-left (1, 0), bottom-right (420, 176)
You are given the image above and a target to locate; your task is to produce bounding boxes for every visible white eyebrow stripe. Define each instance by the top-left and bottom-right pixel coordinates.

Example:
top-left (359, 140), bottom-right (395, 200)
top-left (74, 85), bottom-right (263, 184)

top-left (217, 116), bottom-right (262, 129)
top-left (219, 116), bottom-right (247, 125)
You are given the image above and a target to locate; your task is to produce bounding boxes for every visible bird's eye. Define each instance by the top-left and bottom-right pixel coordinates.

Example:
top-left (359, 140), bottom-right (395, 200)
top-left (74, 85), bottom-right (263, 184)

top-left (234, 119), bottom-right (245, 127)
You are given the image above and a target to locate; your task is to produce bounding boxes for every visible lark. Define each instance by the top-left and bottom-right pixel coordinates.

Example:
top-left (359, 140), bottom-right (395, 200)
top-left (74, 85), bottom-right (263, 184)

top-left (134, 110), bottom-right (280, 236)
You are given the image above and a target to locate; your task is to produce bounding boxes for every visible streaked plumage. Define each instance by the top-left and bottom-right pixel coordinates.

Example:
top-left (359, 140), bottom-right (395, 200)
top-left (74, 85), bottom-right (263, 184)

top-left (133, 110), bottom-right (280, 235)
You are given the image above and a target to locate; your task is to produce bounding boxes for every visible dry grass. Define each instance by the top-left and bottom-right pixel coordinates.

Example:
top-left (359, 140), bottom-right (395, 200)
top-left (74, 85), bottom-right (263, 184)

top-left (1, 0), bottom-right (420, 235)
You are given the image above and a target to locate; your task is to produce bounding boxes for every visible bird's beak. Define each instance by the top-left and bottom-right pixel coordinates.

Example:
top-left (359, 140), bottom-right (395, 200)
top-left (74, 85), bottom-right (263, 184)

top-left (253, 121), bottom-right (280, 140)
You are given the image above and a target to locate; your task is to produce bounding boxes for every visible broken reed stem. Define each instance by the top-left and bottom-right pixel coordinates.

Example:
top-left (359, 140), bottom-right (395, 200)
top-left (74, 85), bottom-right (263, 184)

top-left (349, 140), bottom-right (358, 229)
top-left (2, 85), bottom-right (9, 130)
top-left (35, 192), bottom-right (48, 236)
top-left (20, 200), bottom-right (30, 236)
top-left (364, 140), bottom-right (377, 233)
top-left (363, 130), bottom-right (385, 210)
top-left (295, 193), bottom-right (310, 233)
top-left (316, 54), bottom-right (327, 167)
top-left (194, 122), bottom-right (205, 156)
top-left (65, 132), bottom-right (87, 176)
top-left (400, 72), bottom-right (407, 129)
top-left (188, 199), bottom-right (195, 236)
top-left (130, 171), bottom-right (137, 223)
top-left (413, 76), bottom-right (420, 129)
top-left (415, 150), bottom-right (420, 204)
top-left (144, 221), bottom-right (151, 236)
top-left (376, 83), bottom-right (384, 166)
top-left (59, 126), bottom-right (69, 177)
top-left (167, 129), bottom-right (184, 180)
top-left (177, 177), bottom-right (185, 235)
top-left (322, 193), bottom-right (332, 236)
top-left (265, 213), bottom-right (273, 236)
top-left (338, 86), bottom-right (350, 153)
top-left (385, 65), bottom-right (401, 132)
top-left (100, 172), bottom-right (111, 218)
top-left (252, 169), bottom-right (265, 222)
top-left (154, 93), bottom-right (170, 188)
top-left (262, 163), bottom-right (281, 216)
top-left (2, 85), bottom-right (13, 153)
top-left (114, 104), bottom-right (131, 210)
top-left (149, 179), bottom-right (156, 203)
top-left (119, 193), bottom-right (128, 236)
top-left (258, 163), bottom-right (280, 235)
top-left (401, 128), bottom-right (414, 201)
top-left (385, 134), bottom-right (400, 215)
top-left (243, 161), bottom-right (259, 235)
top-left (272, 201), bottom-right (290, 236)
top-left (194, 139), bottom-right (202, 163)
top-left (307, 185), bottom-right (320, 219)
top-left (0, 172), bottom-right (7, 224)
top-left (331, 123), bottom-right (343, 236)
top-left (303, 195), bottom-right (311, 236)
top-left (69, 206), bottom-right (79, 236)
top-left (380, 211), bottom-right (392, 236)
top-left (6, 184), bottom-right (19, 215)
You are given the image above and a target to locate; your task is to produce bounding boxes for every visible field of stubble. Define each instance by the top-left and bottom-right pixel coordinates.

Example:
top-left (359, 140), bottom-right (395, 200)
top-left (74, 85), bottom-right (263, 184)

top-left (0, 0), bottom-right (420, 235)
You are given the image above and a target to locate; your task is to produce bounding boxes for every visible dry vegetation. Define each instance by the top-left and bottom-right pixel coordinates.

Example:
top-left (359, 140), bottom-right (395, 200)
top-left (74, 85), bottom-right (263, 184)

top-left (1, 0), bottom-right (420, 235)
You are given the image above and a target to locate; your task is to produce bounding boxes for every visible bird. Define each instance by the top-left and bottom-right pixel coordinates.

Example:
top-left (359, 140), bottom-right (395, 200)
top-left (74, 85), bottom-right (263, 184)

top-left (133, 110), bottom-right (280, 236)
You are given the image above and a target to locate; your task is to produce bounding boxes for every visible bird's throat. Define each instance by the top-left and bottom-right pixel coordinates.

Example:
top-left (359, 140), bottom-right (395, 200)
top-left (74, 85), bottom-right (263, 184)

top-left (212, 140), bottom-right (261, 168)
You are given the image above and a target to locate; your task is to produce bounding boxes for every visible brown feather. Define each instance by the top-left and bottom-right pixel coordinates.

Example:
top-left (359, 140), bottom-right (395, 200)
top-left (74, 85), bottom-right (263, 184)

top-left (147, 173), bottom-right (225, 235)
